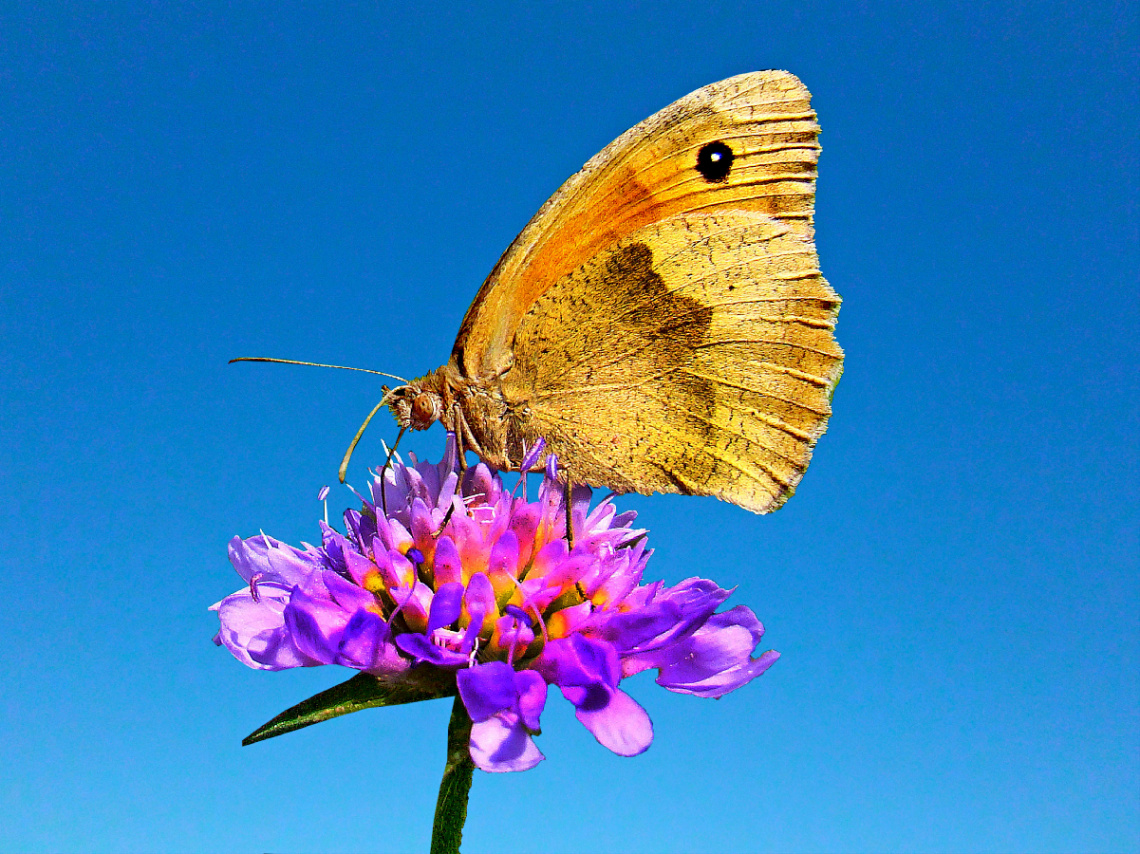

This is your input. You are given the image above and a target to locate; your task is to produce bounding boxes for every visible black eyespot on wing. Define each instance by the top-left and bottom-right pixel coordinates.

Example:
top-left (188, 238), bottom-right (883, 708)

top-left (696, 141), bottom-right (734, 182)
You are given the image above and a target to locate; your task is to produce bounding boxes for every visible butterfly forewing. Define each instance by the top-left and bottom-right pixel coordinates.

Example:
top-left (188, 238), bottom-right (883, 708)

top-left (454, 71), bottom-right (823, 380)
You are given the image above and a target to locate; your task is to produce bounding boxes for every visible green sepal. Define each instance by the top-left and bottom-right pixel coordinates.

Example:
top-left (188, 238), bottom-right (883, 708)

top-left (242, 670), bottom-right (455, 746)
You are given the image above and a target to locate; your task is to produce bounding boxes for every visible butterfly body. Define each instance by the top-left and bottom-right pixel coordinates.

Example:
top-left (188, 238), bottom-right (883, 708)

top-left (390, 71), bottom-right (842, 514)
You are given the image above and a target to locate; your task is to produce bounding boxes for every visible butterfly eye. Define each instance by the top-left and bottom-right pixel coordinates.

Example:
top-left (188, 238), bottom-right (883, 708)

top-left (696, 141), bottom-right (734, 182)
top-left (411, 392), bottom-right (440, 426)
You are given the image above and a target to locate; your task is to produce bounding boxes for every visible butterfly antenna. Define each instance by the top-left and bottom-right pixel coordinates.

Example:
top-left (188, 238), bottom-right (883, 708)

top-left (230, 356), bottom-right (408, 384)
top-left (339, 390), bottom-right (404, 484)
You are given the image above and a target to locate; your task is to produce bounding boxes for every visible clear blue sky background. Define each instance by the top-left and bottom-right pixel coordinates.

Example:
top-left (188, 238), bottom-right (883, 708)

top-left (2, 3), bottom-right (1136, 852)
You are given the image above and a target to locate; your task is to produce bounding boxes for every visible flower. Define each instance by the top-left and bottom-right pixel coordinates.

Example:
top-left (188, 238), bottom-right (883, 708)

top-left (213, 436), bottom-right (780, 772)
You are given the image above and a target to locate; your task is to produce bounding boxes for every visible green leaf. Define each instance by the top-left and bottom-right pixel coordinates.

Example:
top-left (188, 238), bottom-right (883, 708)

top-left (242, 670), bottom-right (455, 745)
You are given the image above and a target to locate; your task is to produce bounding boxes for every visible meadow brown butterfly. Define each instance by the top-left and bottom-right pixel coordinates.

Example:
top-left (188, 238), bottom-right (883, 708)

top-left (244, 71), bottom-right (842, 514)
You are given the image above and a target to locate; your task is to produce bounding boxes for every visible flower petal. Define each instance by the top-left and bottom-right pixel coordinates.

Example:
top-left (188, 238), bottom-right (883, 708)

top-left (601, 577), bottom-right (731, 655)
top-left (457, 661), bottom-right (518, 721)
top-left (650, 607), bottom-right (780, 697)
top-left (337, 608), bottom-right (406, 673)
top-left (213, 586), bottom-right (319, 670)
top-left (541, 634), bottom-right (621, 689)
top-left (227, 534), bottom-right (317, 586)
top-left (515, 670), bottom-right (547, 732)
top-left (468, 713), bottom-right (545, 773)
top-left (564, 684), bottom-right (653, 757)
top-left (462, 572), bottom-right (496, 640)
top-left (432, 535), bottom-right (462, 587)
top-left (427, 582), bottom-right (463, 635)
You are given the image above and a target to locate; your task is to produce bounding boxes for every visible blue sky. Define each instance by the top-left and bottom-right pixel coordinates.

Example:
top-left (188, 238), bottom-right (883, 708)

top-left (1, 2), bottom-right (1136, 852)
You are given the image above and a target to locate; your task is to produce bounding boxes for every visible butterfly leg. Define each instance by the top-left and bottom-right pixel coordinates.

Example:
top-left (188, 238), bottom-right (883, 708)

top-left (562, 462), bottom-right (575, 550)
top-left (433, 501), bottom-right (457, 538)
top-left (562, 463), bottom-right (590, 607)
top-left (450, 402), bottom-right (494, 474)
top-left (377, 424), bottom-right (408, 515)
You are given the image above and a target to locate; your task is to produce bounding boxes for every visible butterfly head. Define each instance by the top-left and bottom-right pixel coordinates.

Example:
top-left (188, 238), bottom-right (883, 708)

top-left (384, 366), bottom-right (454, 432)
top-left (384, 385), bottom-right (437, 431)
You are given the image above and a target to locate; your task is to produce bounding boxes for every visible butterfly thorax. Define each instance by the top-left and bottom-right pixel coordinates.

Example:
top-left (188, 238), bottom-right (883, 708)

top-left (389, 358), bottom-right (514, 470)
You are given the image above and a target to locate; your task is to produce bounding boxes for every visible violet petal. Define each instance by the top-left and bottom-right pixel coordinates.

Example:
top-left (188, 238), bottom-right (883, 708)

top-left (468, 713), bottom-right (544, 773)
top-left (562, 683), bottom-right (653, 757)
top-left (457, 661), bottom-right (517, 721)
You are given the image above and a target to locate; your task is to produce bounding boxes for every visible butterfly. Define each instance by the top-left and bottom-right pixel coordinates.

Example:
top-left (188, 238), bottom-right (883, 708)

top-left (244, 71), bottom-right (843, 514)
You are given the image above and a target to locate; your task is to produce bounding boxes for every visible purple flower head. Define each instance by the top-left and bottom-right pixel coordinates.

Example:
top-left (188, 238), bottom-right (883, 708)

top-left (213, 435), bottom-right (779, 772)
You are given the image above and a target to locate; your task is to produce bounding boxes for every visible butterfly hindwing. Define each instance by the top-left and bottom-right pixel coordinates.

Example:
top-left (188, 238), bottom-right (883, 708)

top-left (501, 212), bottom-right (841, 512)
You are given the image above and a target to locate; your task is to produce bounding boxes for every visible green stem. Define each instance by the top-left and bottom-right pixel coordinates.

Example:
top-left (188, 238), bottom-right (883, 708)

top-left (430, 693), bottom-right (475, 854)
